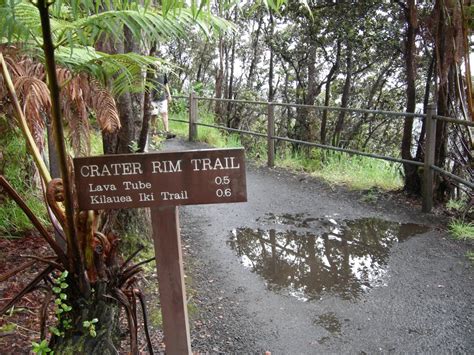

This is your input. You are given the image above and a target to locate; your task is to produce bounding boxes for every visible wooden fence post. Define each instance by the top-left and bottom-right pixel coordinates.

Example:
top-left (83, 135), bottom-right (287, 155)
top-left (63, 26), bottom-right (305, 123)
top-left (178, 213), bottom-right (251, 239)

top-left (267, 102), bottom-right (275, 168)
top-left (189, 92), bottom-right (198, 142)
top-left (422, 103), bottom-right (437, 212)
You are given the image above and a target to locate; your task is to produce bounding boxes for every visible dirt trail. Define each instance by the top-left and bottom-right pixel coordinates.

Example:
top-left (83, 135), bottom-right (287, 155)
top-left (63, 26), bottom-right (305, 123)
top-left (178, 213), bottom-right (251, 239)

top-left (164, 139), bottom-right (473, 354)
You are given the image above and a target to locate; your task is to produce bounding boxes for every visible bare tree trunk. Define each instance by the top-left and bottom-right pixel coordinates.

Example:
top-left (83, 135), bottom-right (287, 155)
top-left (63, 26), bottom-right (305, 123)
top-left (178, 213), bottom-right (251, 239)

top-left (346, 61), bottom-right (392, 146)
top-left (115, 93), bottom-right (135, 154)
top-left (227, 30), bottom-right (236, 127)
top-left (247, 13), bottom-right (263, 89)
top-left (138, 43), bottom-right (157, 152)
top-left (214, 35), bottom-right (225, 121)
top-left (282, 62), bottom-right (292, 137)
top-left (400, 0), bottom-right (421, 194)
top-left (415, 53), bottom-right (435, 160)
top-left (332, 42), bottom-right (353, 147)
top-left (268, 9), bottom-right (275, 102)
top-left (321, 40), bottom-right (341, 145)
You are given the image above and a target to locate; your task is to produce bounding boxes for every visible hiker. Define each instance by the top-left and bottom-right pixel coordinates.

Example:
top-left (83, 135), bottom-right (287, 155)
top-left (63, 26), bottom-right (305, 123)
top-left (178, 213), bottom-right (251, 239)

top-left (151, 72), bottom-right (175, 139)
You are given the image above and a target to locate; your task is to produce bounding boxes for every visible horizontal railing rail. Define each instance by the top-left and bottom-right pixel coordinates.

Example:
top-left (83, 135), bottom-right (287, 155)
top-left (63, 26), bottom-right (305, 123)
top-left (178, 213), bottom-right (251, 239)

top-left (270, 135), bottom-right (424, 167)
top-left (171, 94), bottom-right (472, 212)
top-left (174, 95), bottom-right (427, 118)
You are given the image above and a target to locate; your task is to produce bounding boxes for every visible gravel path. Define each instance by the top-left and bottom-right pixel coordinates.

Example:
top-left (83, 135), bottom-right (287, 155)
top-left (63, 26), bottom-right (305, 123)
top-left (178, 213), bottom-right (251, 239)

top-left (163, 139), bottom-right (473, 354)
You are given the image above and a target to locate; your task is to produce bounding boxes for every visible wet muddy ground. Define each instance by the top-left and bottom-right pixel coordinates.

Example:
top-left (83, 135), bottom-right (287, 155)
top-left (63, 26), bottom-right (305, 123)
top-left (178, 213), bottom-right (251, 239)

top-left (165, 139), bottom-right (473, 354)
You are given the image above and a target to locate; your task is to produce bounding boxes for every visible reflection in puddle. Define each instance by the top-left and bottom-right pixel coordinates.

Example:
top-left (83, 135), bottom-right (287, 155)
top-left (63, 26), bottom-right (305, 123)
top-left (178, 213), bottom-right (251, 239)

top-left (228, 216), bottom-right (430, 300)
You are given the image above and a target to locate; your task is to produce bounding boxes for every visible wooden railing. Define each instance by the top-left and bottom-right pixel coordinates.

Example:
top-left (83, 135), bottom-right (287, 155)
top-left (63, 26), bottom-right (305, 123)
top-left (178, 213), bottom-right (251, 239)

top-left (171, 94), bottom-right (474, 212)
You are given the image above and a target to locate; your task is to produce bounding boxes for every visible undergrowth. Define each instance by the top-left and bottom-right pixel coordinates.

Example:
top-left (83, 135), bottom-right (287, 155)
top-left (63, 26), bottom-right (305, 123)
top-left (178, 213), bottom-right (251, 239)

top-left (448, 220), bottom-right (474, 242)
top-left (0, 125), bottom-right (49, 235)
top-left (90, 129), bottom-right (104, 155)
top-left (466, 251), bottom-right (474, 264)
top-left (169, 108), bottom-right (403, 191)
top-left (310, 152), bottom-right (402, 190)
top-left (170, 110), bottom-right (242, 148)
top-left (274, 147), bottom-right (401, 191)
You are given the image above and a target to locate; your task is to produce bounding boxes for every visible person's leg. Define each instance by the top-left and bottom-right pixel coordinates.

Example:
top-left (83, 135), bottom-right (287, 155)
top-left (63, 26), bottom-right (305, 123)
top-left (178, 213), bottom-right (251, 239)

top-left (150, 114), bottom-right (157, 134)
top-left (160, 111), bottom-right (169, 132)
top-left (160, 99), bottom-right (175, 138)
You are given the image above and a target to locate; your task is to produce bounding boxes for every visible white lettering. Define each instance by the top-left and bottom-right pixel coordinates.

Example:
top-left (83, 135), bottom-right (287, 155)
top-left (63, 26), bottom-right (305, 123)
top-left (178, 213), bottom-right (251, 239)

top-left (89, 183), bottom-right (117, 192)
top-left (160, 190), bottom-right (189, 201)
top-left (123, 180), bottom-right (152, 190)
top-left (189, 156), bottom-right (240, 171)
top-left (90, 195), bottom-right (132, 204)
top-left (80, 162), bottom-right (143, 177)
top-left (152, 160), bottom-right (182, 173)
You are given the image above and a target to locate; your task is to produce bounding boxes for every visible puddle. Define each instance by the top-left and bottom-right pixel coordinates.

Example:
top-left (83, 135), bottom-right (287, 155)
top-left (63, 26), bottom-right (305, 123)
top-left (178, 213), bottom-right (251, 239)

top-left (228, 215), bottom-right (430, 300)
top-left (257, 213), bottom-right (319, 228)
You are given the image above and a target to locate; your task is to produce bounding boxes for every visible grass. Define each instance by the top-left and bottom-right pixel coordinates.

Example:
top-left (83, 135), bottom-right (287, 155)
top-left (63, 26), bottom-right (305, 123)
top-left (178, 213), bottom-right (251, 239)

top-left (169, 110), bottom-right (243, 148)
top-left (466, 251), bottom-right (474, 264)
top-left (448, 220), bottom-right (474, 242)
top-left (278, 149), bottom-right (403, 190)
top-left (0, 127), bottom-right (49, 235)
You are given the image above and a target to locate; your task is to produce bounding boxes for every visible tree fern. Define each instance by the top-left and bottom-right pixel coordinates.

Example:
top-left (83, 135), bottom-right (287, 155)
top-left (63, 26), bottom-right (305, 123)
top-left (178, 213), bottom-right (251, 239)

top-left (1, 0), bottom-right (234, 96)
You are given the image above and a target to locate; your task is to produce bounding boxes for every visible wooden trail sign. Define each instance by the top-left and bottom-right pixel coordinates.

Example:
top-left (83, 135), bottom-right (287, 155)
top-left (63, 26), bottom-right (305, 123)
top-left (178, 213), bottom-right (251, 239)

top-left (74, 148), bottom-right (247, 354)
top-left (74, 148), bottom-right (247, 210)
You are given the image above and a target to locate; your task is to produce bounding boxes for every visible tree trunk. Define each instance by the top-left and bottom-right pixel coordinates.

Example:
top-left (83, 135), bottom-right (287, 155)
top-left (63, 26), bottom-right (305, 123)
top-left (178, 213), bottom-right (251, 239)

top-left (214, 35), bottom-right (225, 122)
top-left (226, 31), bottom-right (236, 127)
top-left (115, 92), bottom-right (135, 154)
top-left (138, 43), bottom-right (157, 152)
top-left (268, 9), bottom-right (275, 102)
top-left (321, 39), bottom-right (341, 145)
top-left (415, 53), bottom-right (435, 160)
top-left (346, 61), bottom-right (392, 146)
top-left (52, 283), bottom-right (121, 354)
top-left (431, 0), bottom-right (465, 201)
top-left (247, 13), bottom-right (263, 89)
top-left (332, 41), bottom-right (353, 147)
top-left (400, 0), bottom-right (421, 194)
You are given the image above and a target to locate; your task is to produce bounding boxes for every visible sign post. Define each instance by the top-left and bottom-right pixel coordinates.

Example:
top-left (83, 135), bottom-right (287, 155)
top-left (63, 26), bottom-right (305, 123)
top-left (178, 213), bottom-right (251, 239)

top-left (74, 148), bottom-right (247, 354)
top-left (151, 206), bottom-right (191, 354)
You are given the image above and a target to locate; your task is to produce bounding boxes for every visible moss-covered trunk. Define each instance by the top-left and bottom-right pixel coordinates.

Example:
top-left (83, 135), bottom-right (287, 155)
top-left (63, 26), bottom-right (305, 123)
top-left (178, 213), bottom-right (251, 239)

top-left (51, 283), bottom-right (121, 354)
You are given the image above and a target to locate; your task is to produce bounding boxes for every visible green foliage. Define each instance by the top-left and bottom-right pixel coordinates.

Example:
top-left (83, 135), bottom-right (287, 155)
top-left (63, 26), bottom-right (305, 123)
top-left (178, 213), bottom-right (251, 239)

top-left (196, 111), bottom-right (227, 146)
top-left (446, 198), bottom-right (467, 212)
top-left (168, 111), bottom-right (189, 137)
top-left (0, 322), bottom-right (17, 334)
top-left (49, 271), bottom-right (72, 338)
top-left (0, 126), bottom-right (49, 235)
top-left (466, 251), bottom-right (474, 264)
top-left (467, 5), bottom-right (474, 29)
top-left (449, 220), bottom-right (474, 242)
top-left (119, 229), bottom-right (156, 272)
top-left (169, 109), bottom-right (243, 148)
top-left (0, 0), bottom-right (233, 96)
top-left (32, 339), bottom-right (53, 355)
top-left (90, 129), bottom-right (104, 155)
top-left (82, 318), bottom-right (98, 338)
top-left (278, 149), bottom-right (402, 191)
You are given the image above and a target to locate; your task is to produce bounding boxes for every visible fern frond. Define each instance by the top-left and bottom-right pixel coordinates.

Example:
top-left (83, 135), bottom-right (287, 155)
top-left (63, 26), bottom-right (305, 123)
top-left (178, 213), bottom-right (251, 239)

top-left (0, 1), bottom-right (43, 45)
top-left (90, 83), bottom-right (121, 133)
top-left (50, 6), bottom-right (234, 47)
top-left (13, 76), bottom-right (49, 151)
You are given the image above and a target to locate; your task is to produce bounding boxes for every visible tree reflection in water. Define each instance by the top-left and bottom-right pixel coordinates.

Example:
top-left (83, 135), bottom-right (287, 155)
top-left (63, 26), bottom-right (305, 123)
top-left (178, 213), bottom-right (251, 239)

top-left (228, 216), bottom-right (429, 301)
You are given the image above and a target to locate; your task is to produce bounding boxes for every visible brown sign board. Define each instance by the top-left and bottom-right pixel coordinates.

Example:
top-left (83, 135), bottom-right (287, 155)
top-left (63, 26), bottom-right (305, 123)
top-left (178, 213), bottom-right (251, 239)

top-left (73, 148), bottom-right (247, 210)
